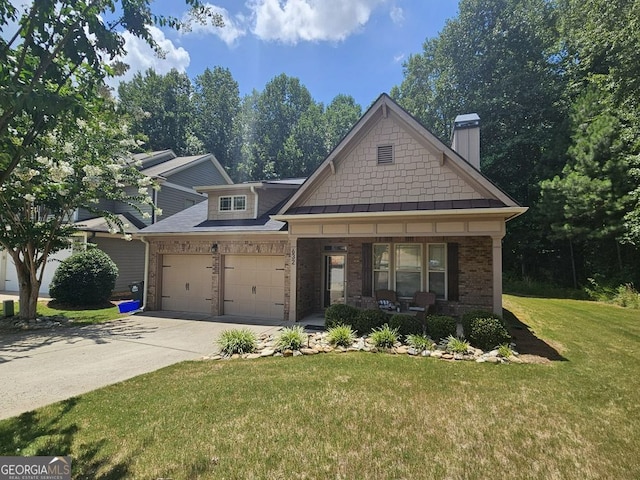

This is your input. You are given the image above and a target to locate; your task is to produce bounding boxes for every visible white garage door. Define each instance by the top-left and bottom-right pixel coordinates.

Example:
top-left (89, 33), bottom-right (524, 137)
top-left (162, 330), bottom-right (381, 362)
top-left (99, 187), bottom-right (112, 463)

top-left (223, 255), bottom-right (285, 319)
top-left (1, 248), bottom-right (73, 294)
top-left (161, 254), bottom-right (212, 314)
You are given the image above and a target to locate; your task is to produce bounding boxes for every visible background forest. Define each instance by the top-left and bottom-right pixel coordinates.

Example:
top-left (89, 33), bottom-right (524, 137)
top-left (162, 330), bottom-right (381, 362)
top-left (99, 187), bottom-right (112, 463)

top-left (114, 0), bottom-right (640, 293)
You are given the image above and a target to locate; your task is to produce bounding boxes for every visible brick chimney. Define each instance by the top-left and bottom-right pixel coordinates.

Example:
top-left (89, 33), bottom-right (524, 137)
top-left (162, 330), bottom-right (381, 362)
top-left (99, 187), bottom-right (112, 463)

top-left (451, 113), bottom-right (480, 170)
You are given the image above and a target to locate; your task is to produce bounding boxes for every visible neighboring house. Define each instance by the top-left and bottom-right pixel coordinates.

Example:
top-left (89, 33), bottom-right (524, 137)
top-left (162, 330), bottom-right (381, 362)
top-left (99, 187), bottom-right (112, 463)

top-left (138, 94), bottom-right (527, 320)
top-left (0, 150), bottom-right (232, 294)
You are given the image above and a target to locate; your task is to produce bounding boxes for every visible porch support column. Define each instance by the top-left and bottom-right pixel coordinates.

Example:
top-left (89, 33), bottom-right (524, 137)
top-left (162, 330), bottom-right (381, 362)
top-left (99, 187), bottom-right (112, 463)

top-left (491, 235), bottom-right (503, 315)
top-left (289, 237), bottom-right (298, 322)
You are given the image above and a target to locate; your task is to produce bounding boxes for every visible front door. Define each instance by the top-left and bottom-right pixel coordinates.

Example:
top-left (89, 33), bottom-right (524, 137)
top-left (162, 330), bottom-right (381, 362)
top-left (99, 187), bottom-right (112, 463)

top-left (324, 254), bottom-right (346, 307)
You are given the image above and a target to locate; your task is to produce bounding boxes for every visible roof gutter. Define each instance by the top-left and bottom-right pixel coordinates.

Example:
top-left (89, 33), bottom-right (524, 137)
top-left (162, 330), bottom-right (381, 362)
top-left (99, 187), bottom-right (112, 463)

top-left (133, 230), bottom-right (289, 238)
top-left (250, 185), bottom-right (259, 219)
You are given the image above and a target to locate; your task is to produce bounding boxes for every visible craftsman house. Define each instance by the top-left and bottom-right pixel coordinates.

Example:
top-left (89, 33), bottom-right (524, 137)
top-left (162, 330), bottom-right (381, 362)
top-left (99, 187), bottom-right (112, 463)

top-left (138, 94), bottom-right (526, 320)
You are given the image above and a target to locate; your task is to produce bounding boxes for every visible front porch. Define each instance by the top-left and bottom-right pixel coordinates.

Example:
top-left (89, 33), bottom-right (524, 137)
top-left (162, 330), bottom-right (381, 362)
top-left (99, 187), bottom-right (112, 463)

top-left (290, 235), bottom-right (501, 321)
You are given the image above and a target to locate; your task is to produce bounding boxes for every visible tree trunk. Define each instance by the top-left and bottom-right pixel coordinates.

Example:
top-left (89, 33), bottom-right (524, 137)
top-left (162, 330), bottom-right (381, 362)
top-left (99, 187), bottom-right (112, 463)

top-left (569, 240), bottom-right (578, 290)
top-left (616, 241), bottom-right (623, 273)
top-left (11, 252), bottom-right (41, 320)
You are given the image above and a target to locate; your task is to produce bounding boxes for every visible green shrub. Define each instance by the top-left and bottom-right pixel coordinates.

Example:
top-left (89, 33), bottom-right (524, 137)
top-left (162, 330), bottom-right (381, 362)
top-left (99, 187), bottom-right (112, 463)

top-left (461, 310), bottom-right (504, 336)
top-left (612, 284), bottom-right (640, 309)
top-left (353, 308), bottom-right (388, 335)
top-left (388, 313), bottom-right (424, 337)
top-left (217, 328), bottom-right (257, 355)
top-left (275, 325), bottom-right (306, 351)
top-left (469, 317), bottom-right (511, 350)
top-left (425, 315), bottom-right (457, 341)
top-left (325, 304), bottom-right (360, 329)
top-left (327, 324), bottom-right (356, 347)
top-left (49, 248), bottom-right (118, 306)
top-left (445, 335), bottom-right (470, 354)
top-left (498, 344), bottom-right (513, 358)
top-left (370, 324), bottom-right (399, 348)
top-left (406, 334), bottom-right (435, 352)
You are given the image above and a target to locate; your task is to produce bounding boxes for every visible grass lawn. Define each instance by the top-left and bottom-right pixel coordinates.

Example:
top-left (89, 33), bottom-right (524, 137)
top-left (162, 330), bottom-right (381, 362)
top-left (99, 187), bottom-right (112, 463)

top-left (0, 300), bottom-right (121, 325)
top-left (1, 295), bottom-right (639, 479)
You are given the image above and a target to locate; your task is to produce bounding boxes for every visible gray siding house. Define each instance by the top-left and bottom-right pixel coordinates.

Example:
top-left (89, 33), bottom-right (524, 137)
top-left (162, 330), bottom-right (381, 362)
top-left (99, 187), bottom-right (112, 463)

top-left (74, 150), bottom-right (232, 292)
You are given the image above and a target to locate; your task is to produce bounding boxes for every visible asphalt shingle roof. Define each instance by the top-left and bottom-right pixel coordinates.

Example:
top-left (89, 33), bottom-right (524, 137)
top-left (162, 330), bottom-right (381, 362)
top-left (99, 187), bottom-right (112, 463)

top-left (138, 201), bottom-right (287, 235)
top-left (139, 154), bottom-right (210, 178)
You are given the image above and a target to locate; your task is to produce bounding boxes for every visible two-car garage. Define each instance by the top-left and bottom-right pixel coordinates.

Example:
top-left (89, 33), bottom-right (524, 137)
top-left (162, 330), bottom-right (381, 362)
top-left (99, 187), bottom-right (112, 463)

top-left (160, 254), bottom-right (285, 320)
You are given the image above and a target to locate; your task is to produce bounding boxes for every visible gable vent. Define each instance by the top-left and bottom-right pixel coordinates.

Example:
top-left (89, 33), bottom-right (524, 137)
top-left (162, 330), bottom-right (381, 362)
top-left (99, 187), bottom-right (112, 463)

top-left (377, 144), bottom-right (394, 165)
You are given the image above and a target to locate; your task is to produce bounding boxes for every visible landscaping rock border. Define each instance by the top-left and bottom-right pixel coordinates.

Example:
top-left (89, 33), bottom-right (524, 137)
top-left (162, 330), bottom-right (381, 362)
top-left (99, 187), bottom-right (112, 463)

top-left (204, 331), bottom-right (523, 364)
top-left (0, 315), bottom-right (71, 331)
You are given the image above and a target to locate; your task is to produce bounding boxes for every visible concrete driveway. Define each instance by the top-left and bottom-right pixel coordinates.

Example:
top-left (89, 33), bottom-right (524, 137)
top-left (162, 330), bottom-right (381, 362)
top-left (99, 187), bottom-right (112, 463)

top-left (0, 313), bottom-right (284, 420)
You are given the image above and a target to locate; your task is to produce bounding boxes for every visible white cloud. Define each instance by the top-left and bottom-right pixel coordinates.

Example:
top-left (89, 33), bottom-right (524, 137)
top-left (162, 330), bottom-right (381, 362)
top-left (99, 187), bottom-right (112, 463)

top-left (183, 4), bottom-right (247, 46)
top-left (104, 26), bottom-right (190, 93)
top-left (248, 0), bottom-right (388, 44)
top-left (390, 6), bottom-right (404, 25)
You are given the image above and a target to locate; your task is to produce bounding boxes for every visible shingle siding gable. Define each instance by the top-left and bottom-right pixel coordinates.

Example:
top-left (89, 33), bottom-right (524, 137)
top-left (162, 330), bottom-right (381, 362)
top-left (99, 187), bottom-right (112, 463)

top-left (300, 114), bottom-right (484, 208)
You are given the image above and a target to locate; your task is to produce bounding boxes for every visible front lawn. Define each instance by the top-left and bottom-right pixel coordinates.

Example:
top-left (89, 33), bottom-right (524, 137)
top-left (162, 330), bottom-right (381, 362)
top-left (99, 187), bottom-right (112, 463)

top-left (1, 295), bottom-right (639, 479)
top-left (0, 300), bottom-right (121, 326)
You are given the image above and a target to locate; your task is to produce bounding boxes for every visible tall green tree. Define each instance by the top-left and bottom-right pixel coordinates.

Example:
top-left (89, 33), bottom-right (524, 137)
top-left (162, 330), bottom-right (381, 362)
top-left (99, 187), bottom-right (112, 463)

top-left (558, 0), bottom-right (640, 247)
top-left (540, 86), bottom-right (636, 280)
top-left (236, 90), bottom-right (262, 182)
top-left (324, 94), bottom-right (362, 152)
top-left (281, 102), bottom-right (327, 177)
top-left (390, 40), bottom-right (461, 139)
top-left (192, 67), bottom-right (241, 175)
top-left (118, 68), bottom-right (195, 155)
top-left (0, 0), bottom-right (222, 185)
top-left (243, 74), bottom-right (315, 179)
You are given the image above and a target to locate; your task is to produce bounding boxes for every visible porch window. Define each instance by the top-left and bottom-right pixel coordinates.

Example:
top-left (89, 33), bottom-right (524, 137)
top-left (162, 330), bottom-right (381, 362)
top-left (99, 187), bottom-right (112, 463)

top-left (395, 244), bottom-right (422, 298)
top-left (428, 244), bottom-right (447, 299)
top-left (373, 244), bottom-right (390, 290)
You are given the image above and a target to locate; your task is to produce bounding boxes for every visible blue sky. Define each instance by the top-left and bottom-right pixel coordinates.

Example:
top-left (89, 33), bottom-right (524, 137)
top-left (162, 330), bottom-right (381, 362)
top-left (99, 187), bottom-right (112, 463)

top-left (109, 0), bottom-right (460, 107)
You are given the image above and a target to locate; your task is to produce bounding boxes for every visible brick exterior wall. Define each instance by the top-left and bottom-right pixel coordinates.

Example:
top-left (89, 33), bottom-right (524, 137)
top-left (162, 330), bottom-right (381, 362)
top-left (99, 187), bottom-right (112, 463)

top-left (293, 236), bottom-right (493, 320)
top-left (296, 238), bottom-right (323, 319)
top-left (146, 237), bottom-right (291, 320)
top-left (455, 236), bottom-right (493, 314)
top-left (146, 235), bottom-right (493, 321)
top-left (303, 114), bottom-right (483, 206)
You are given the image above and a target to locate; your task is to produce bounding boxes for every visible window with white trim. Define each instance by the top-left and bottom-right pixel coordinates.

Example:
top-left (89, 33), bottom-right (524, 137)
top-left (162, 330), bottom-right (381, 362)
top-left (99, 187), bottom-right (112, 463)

top-left (219, 195), bottom-right (246, 212)
top-left (395, 244), bottom-right (422, 298)
top-left (428, 244), bottom-right (447, 299)
top-left (371, 242), bottom-right (448, 299)
top-left (373, 244), bottom-right (390, 291)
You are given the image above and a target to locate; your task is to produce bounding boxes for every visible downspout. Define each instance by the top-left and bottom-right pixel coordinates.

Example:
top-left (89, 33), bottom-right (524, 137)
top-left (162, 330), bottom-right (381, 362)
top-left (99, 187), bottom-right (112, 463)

top-left (250, 185), bottom-right (259, 218)
top-left (140, 236), bottom-right (150, 312)
top-left (151, 188), bottom-right (158, 224)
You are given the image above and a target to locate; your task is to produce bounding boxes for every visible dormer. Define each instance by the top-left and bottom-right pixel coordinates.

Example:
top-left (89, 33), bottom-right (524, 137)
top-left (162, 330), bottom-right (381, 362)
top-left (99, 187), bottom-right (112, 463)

top-left (196, 180), bottom-right (303, 221)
